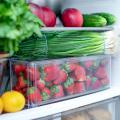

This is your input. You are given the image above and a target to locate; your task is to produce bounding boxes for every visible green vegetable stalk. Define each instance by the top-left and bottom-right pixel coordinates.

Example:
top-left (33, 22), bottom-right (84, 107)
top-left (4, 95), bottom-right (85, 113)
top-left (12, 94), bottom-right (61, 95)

top-left (14, 31), bottom-right (114, 60)
top-left (0, 0), bottom-right (44, 55)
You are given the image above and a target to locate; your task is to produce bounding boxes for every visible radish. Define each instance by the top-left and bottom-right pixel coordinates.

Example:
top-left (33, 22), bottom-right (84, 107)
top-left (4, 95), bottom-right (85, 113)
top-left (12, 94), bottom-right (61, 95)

top-left (61, 8), bottom-right (83, 27)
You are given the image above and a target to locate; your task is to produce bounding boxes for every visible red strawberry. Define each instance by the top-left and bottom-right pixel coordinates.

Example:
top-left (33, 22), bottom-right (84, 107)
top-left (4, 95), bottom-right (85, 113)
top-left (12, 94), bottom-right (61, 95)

top-left (85, 75), bottom-right (92, 90)
top-left (84, 60), bottom-right (93, 69)
top-left (64, 78), bottom-right (74, 95)
top-left (53, 70), bottom-right (67, 85)
top-left (101, 77), bottom-right (109, 86)
top-left (41, 87), bottom-right (51, 101)
top-left (16, 76), bottom-right (27, 89)
top-left (13, 64), bottom-right (25, 77)
top-left (43, 64), bottom-right (60, 82)
top-left (50, 85), bottom-right (64, 98)
top-left (74, 82), bottom-right (84, 94)
top-left (24, 67), bottom-right (40, 81)
top-left (91, 77), bottom-right (101, 90)
top-left (95, 66), bottom-right (107, 79)
top-left (74, 65), bottom-right (86, 81)
top-left (36, 79), bottom-right (45, 90)
top-left (27, 87), bottom-right (42, 104)
top-left (64, 63), bottom-right (77, 72)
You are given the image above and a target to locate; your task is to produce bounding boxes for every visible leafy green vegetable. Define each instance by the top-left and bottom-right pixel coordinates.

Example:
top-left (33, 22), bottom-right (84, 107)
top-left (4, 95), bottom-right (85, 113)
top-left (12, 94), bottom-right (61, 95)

top-left (0, 0), bottom-right (44, 55)
top-left (14, 31), bottom-right (111, 60)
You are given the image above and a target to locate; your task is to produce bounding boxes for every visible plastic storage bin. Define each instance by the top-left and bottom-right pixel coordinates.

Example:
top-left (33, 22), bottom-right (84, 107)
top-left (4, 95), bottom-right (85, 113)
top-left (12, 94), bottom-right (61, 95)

top-left (61, 97), bottom-right (120, 120)
top-left (36, 97), bottom-right (120, 120)
top-left (0, 59), bottom-right (9, 95)
top-left (10, 55), bottom-right (111, 108)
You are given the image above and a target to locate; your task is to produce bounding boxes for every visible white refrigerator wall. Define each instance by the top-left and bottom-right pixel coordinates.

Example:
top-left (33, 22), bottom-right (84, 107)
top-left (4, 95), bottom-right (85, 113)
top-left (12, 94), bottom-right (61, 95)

top-left (63, 0), bottom-right (120, 87)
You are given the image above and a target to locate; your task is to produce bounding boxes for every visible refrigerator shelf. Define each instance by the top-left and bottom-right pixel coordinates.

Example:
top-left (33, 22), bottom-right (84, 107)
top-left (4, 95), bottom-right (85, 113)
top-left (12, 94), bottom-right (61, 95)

top-left (0, 87), bottom-right (119, 120)
top-left (41, 27), bottom-right (114, 32)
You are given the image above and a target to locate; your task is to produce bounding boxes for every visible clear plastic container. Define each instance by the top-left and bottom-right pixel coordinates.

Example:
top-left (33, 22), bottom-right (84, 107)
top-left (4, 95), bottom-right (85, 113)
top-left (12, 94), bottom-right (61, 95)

top-left (61, 97), bottom-right (119, 120)
top-left (0, 59), bottom-right (9, 95)
top-left (10, 55), bottom-right (111, 108)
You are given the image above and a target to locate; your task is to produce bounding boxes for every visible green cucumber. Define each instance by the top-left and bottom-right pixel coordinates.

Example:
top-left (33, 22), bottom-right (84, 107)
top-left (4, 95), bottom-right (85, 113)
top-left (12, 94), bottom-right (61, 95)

top-left (93, 12), bottom-right (116, 25)
top-left (83, 15), bottom-right (107, 27)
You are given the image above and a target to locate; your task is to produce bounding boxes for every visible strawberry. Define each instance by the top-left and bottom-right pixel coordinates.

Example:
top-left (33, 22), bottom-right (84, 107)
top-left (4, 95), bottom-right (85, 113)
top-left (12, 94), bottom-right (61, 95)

top-left (100, 77), bottom-right (109, 86)
top-left (64, 63), bottom-right (77, 72)
top-left (27, 87), bottom-right (42, 104)
top-left (16, 76), bottom-right (27, 89)
top-left (13, 64), bottom-right (25, 77)
top-left (41, 87), bottom-right (51, 101)
top-left (74, 82), bottom-right (84, 94)
top-left (36, 79), bottom-right (45, 90)
top-left (83, 60), bottom-right (93, 69)
top-left (50, 85), bottom-right (64, 98)
top-left (85, 75), bottom-right (92, 90)
top-left (43, 64), bottom-right (60, 82)
top-left (91, 77), bottom-right (101, 90)
top-left (53, 70), bottom-right (67, 85)
top-left (74, 65), bottom-right (86, 81)
top-left (24, 67), bottom-right (40, 81)
top-left (64, 78), bottom-right (74, 95)
top-left (95, 66), bottom-right (107, 79)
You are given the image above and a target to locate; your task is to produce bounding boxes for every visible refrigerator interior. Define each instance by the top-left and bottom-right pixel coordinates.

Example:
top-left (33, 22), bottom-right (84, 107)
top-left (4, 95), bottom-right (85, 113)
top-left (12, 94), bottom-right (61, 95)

top-left (0, 0), bottom-right (120, 120)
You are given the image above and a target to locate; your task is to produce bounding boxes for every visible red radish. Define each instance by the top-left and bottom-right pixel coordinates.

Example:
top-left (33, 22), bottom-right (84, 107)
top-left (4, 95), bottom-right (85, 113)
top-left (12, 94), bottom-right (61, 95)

top-left (101, 77), bottom-right (109, 86)
top-left (29, 3), bottom-right (56, 27)
top-left (85, 75), bottom-right (92, 89)
top-left (61, 8), bottom-right (83, 27)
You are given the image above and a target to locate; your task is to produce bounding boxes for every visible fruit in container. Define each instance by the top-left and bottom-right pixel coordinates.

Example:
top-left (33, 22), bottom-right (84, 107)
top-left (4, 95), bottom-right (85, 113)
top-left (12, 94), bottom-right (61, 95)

top-left (73, 65), bottom-right (86, 81)
top-left (0, 98), bottom-right (3, 114)
top-left (26, 87), bottom-right (42, 104)
top-left (1, 91), bottom-right (25, 113)
top-left (53, 69), bottom-right (67, 85)
top-left (43, 64), bottom-right (60, 82)
top-left (36, 79), bottom-right (45, 90)
top-left (95, 66), bottom-right (107, 79)
top-left (74, 82), bottom-right (84, 94)
top-left (50, 85), bottom-right (64, 98)
top-left (83, 15), bottom-right (107, 27)
top-left (13, 64), bottom-right (26, 77)
top-left (64, 78), bottom-right (74, 95)
top-left (29, 3), bottom-right (56, 27)
top-left (41, 87), bottom-right (51, 101)
top-left (61, 8), bottom-right (83, 27)
top-left (93, 12), bottom-right (116, 25)
top-left (24, 67), bottom-right (40, 81)
top-left (91, 77), bottom-right (101, 90)
top-left (15, 75), bottom-right (27, 89)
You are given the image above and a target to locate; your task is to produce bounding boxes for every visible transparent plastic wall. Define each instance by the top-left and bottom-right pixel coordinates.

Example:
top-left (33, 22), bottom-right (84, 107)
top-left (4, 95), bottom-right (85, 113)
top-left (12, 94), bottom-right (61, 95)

top-left (10, 55), bottom-right (111, 108)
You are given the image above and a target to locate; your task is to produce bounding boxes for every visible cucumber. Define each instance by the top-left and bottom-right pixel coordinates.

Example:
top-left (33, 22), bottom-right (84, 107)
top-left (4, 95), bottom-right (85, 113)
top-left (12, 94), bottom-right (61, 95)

top-left (83, 14), bottom-right (107, 27)
top-left (93, 12), bottom-right (116, 25)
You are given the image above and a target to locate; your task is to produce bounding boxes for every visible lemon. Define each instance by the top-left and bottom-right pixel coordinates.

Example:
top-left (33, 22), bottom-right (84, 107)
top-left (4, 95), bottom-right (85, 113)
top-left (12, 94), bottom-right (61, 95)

top-left (1, 91), bottom-right (25, 113)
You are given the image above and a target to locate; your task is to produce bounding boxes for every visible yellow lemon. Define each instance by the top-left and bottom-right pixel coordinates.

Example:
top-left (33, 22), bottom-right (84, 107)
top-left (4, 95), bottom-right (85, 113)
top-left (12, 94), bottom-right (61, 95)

top-left (0, 98), bottom-right (3, 114)
top-left (1, 91), bottom-right (25, 113)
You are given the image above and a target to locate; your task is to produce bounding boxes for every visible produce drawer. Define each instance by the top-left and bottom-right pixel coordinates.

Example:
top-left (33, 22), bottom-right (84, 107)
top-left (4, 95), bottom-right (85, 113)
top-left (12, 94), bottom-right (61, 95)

top-left (0, 59), bottom-right (9, 95)
top-left (36, 97), bottom-right (120, 120)
top-left (10, 55), bottom-right (111, 108)
top-left (61, 97), bottom-right (120, 120)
